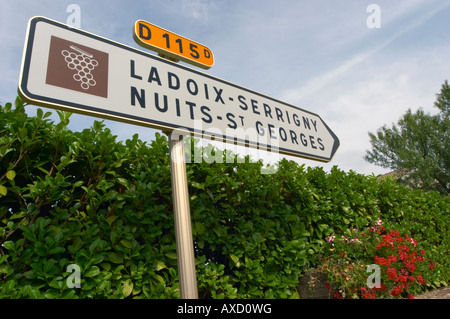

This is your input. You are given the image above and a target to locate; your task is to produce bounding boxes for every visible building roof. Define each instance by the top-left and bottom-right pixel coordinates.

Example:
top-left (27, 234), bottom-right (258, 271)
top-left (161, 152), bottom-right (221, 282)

top-left (377, 168), bottom-right (408, 180)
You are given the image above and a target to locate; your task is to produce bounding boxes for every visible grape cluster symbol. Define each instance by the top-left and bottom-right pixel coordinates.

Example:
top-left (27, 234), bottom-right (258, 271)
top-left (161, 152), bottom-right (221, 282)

top-left (61, 45), bottom-right (98, 90)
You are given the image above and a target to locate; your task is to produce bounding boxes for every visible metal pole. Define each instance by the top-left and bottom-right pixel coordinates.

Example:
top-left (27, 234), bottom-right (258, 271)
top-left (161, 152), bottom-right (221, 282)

top-left (168, 131), bottom-right (198, 299)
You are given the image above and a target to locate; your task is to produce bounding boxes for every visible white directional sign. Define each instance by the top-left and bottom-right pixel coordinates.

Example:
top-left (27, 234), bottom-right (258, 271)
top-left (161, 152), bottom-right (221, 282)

top-left (19, 17), bottom-right (339, 162)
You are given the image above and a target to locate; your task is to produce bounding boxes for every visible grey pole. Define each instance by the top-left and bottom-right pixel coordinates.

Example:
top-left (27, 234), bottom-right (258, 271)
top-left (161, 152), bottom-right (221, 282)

top-left (168, 131), bottom-right (198, 299)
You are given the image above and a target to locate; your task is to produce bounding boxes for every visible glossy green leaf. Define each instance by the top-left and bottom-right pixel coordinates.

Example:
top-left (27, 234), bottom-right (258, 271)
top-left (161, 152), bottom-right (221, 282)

top-left (123, 280), bottom-right (133, 298)
top-left (120, 239), bottom-right (132, 249)
top-left (6, 170), bottom-right (16, 180)
top-left (106, 252), bottom-right (123, 264)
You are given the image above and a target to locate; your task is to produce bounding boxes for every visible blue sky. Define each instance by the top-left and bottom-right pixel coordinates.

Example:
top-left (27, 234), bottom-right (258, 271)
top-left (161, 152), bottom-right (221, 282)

top-left (1, 0), bottom-right (449, 175)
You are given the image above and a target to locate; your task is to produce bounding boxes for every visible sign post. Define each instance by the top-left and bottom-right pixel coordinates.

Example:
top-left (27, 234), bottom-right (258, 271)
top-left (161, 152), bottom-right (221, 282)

top-left (135, 19), bottom-right (211, 298)
top-left (168, 131), bottom-right (198, 299)
top-left (18, 16), bottom-right (340, 300)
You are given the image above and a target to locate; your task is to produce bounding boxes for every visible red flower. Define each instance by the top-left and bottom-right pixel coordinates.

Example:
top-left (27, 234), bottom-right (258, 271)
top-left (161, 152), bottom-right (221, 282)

top-left (416, 275), bottom-right (426, 284)
top-left (374, 282), bottom-right (387, 291)
top-left (387, 268), bottom-right (397, 281)
top-left (391, 286), bottom-right (403, 297)
top-left (360, 287), bottom-right (376, 299)
top-left (405, 261), bottom-right (416, 273)
top-left (399, 274), bottom-right (408, 283)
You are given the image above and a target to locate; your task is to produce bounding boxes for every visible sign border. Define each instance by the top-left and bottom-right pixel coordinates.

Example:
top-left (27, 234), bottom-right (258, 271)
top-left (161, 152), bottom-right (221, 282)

top-left (18, 16), bottom-right (339, 163)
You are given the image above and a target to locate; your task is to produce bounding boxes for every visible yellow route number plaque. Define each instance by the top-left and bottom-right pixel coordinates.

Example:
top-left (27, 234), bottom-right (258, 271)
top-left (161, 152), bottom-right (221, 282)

top-left (133, 20), bottom-right (214, 70)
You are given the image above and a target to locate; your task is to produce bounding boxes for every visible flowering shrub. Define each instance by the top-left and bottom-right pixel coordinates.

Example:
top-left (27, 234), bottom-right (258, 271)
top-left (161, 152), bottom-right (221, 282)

top-left (318, 218), bottom-right (435, 299)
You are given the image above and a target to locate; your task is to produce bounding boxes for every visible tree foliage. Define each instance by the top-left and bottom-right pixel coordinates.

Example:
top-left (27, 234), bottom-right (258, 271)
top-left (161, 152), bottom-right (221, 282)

top-left (364, 81), bottom-right (450, 195)
top-left (1, 97), bottom-right (449, 298)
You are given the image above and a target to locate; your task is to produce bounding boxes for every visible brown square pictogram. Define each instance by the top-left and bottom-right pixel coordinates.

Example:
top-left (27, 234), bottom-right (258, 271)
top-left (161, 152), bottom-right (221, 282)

top-left (46, 36), bottom-right (108, 98)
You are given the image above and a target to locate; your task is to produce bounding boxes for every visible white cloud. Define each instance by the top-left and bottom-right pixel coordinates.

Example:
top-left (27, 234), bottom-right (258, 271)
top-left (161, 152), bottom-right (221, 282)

top-left (285, 46), bottom-right (450, 175)
top-left (153, 0), bottom-right (217, 24)
top-left (181, 0), bottom-right (216, 21)
top-left (281, 1), bottom-right (450, 105)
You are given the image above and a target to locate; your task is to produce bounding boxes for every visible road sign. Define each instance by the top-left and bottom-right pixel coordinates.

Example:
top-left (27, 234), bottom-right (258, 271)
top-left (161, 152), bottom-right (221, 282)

top-left (133, 20), bottom-right (214, 70)
top-left (18, 16), bottom-right (339, 162)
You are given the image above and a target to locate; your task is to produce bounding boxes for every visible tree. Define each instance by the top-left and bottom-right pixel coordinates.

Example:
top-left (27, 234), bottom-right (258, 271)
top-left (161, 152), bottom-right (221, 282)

top-left (364, 81), bottom-right (450, 195)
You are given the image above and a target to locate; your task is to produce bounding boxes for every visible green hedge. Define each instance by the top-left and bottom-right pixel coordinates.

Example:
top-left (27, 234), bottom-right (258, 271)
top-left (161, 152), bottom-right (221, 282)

top-left (0, 98), bottom-right (448, 298)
